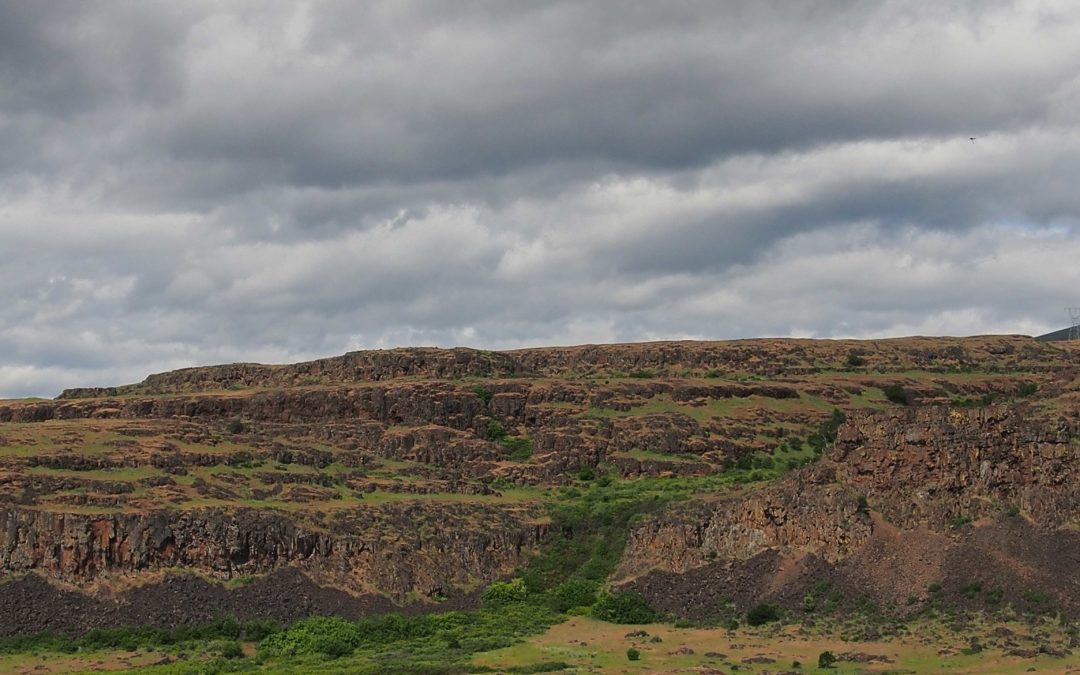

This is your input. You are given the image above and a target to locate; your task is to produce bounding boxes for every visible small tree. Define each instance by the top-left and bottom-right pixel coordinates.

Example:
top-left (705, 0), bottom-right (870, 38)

top-left (592, 591), bottom-right (658, 624)
top-left (818, 650), bottom-right (837, 668)
top-left (486, 419), bottom-right (507, 442)
top-left (548, 579), bottom-right (599, 613)
top-left (883, 384), bottom-right (910, 405)
top-left (482, 578), bottom-right (528, 606)
top-left (626, 647), bottom-right (641, 661)
top-left (746, 603), bottom-right (781, 626)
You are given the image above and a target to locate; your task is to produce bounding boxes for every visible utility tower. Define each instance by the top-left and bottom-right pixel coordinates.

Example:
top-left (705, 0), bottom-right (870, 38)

top-left (1068, 307), bottom-right (1080, 341)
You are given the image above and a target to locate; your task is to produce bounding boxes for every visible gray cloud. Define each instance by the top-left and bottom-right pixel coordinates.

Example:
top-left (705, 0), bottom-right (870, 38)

top-left (1, 1), bottom-right (1079, 397)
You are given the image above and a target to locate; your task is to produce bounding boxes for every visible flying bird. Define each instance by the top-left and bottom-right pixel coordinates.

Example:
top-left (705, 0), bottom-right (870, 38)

top-left (969, 137), bottom-right (977, 143)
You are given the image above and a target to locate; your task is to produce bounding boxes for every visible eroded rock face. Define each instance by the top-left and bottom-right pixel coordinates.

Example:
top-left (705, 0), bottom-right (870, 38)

top-left (0, 503), bottom-right (545, 600)
top-left (2, 336), bottom-right (1078, 632)
top-left (58, 336), bottom-right (1068, 398)
top-left (619, 465), bottom-right (871, 577)
top-left (832, 406), bottom-right (1079, 529)
top-left (618, 405), bottom-right (1080, 616)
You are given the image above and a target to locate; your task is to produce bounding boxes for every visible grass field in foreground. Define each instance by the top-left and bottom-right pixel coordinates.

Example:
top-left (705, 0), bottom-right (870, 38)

top-left (473, 616), bottom-right (1080, 674)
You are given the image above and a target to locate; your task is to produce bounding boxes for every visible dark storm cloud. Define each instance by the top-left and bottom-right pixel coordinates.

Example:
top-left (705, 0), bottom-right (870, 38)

top-left (1, 1), bottom-right (1079, 397)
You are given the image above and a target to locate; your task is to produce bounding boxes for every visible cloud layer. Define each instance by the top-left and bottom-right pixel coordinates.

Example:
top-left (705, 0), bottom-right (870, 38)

top-left (2, 1), bottom-right (1079, 397)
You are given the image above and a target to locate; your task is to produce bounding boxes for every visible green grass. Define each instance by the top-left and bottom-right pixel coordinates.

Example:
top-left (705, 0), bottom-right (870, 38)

top-left (581, 393), bottom-right (830, 424)
top-left (616, 448), bottom-right (705, 463)
top-left (25, 465), bottom-right (165, 481)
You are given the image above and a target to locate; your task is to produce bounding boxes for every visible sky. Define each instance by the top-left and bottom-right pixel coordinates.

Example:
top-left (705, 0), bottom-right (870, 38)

top-left (2, 1), bottom-right (1080, 398)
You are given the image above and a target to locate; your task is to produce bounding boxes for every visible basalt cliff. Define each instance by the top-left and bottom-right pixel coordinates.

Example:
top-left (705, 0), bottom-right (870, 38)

top-left (1, 335), bottom-right (1079, 634)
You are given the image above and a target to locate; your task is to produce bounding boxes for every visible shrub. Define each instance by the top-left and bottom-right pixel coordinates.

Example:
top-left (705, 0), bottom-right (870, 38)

top-left (746, 603), bottom-right (781, 626)
top-left (0, 633), bottom-right (77, 654)
top-left (1017, 382), bottom-right (1038, 397)
top-left (482, 578), bottom-right (528, 607)
top-left (883, 384), bottom-right (910, 405)
top-left (627, 647), bottom-right (641, 661)
top-left (502, 436), bottom-right (534, 462)
top-left (1023, 590), bottom-right (1051, 605)
top-left (259, 616), bottom-right (361, 658)
top-left (547, 579), bottom-right (599, 613)
top-left (592, 591), bottom-right (658, 624)
top-left (226, 418), bottom-right (246, 434)
top-left (846, 352), bottom-right (866, 367)
top-left (960, 582), bottom-right (982, 599)
top-left (818, 650), bottom-right (837, 668)
top-left (576, 466), bottom-right (596, 481)
top-left (242, 618), bottom-right (280, 641)
top-left (486, 420), bottom-right (508, 442)
top-left (628, 370), bottom-right (656, 379)
top-left (219, 641), bottom-right (244, 659)
top-left (473, 385), bottom-right (494, 404)
top-left (856, 494), bottom-right (869, 514)
top-left (808, 409), bottom-right (846, 451)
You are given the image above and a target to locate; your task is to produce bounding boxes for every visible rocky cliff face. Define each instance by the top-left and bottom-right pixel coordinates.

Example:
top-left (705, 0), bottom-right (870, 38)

top-left (59, 335), bottom-right (1074, 398)
top-left (0, 502), bottom-right (545, 600)
top-left (832, 406), bottom-right (1079, 529)
top-left (618, 403), bottom-right (1080, 617)
top-left (3, 335), bottom-right (1079, 633)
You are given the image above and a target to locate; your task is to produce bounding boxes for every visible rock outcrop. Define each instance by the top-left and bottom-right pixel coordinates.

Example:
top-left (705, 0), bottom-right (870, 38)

top-left (618, 404), bottom-right (1080, 617)
top-left (0, 502), bottom-right (545, 600)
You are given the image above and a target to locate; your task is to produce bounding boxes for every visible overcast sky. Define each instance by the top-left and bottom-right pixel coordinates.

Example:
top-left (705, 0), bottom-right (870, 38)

top-left (2, 1), bottom-right (1079, 397)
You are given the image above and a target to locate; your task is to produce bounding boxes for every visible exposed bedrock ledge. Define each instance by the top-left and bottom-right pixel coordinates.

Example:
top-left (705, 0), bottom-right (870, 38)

top-left (0, 503), bottom-right (547, 600)
top-left (618, 406), bottom-right (1080, 580)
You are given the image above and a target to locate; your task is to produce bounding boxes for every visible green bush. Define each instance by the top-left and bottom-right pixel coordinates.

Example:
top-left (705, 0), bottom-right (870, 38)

top-left (241, 618), bottom-right (281, 641)
top-left (883, 384), bottom-right (910, 405)
top-left (219, 641), bottom-right (244, 659)
top-left (846, 352), bottom-right (865, 367)
top-left (1023, 590), bottom-right (1050, 605)
top-left (960, 582), bottom-right (982, 599)
top-left (0, 633), bottom-right (77, 655)
top-left (948, 515), bottom-right (972, 528)
top-left (627, 647), bottom-right (641, 661)
top-left (1017, 382), bottom-right (1038, 397)
top-left (226, 418), bottom-right (246, 434)
top-left (259, 616), bottom-right (361, 658)
top-left (502, 436), bottom-right (534, 462)
top-left (486, 419), bottom-right (508, 442)
top-left (473, 385), bottom-right (494, 403)
top-left (818, 650), bottom-right (837, 668)
top-left (592, 591), bottom-right (658, 624)
top-left (547, 579), bottom-right (599, 613)
top-left (628, 370), bottom-right (656, 379)
top-left (482, 578), bottom-right (528, 607)
top-left (576, 466), bottom-right (596, 481)
top-left (746, 603), bottom-right (781, 626)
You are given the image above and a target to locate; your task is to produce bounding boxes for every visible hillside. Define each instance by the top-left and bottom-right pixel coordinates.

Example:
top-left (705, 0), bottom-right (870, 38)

top-left (2, 335), bottom-right (1080, 671)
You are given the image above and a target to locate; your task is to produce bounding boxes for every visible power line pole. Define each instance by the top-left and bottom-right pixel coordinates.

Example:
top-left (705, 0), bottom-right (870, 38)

top-left (1067, 307), bottom-right (1080, 341)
